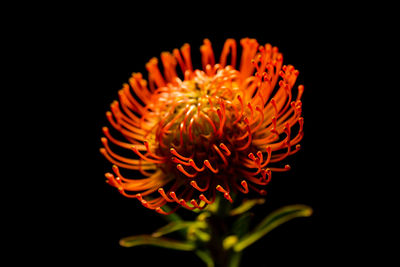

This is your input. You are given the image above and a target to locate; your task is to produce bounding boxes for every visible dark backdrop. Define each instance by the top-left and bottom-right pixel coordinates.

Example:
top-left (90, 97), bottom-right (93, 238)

top-left (60, 11), bottom-right (343, 266)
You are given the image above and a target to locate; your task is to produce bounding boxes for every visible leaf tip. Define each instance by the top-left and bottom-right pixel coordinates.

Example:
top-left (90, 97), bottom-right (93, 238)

top-left (223, 235), bottom-right (239, 250)
top-left (119, 239), bottom-right (128, 247)
top-left (303, 207), bottom-right (313, 217)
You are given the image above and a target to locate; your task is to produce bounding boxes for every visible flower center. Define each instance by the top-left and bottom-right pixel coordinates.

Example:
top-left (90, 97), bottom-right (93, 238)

top-left (148, 67), bottom-right (246, 180)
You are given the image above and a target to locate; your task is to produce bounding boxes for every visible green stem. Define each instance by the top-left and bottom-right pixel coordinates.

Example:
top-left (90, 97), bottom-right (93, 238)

top-left (228, 251), bottom-right (242, 267)
top-left (205, 195), bottom-right (242, 267)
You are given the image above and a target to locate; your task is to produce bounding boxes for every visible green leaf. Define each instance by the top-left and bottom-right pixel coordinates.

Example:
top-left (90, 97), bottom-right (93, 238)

top-left (223, 235), bottom-right (238, 250)
top-left (254, 204), bottom-right (313, 231)
top-left (232, 212), bottom-right (253, 238)
top-left (119, 235), bottom-right (196, 251)
top-left (229, 198), bottom-right (265, 216)
top-left (233, 204), bottom-right (313, 252)
top-left (228, 251), bottom-right (242, 267)
top-left (152, 221), bottom-right (206, 238)
top-left (196, 211), bottom-right (211, 222)
top-left (160, 205), bottom-right (183, 222)
top-left (195, 249), bottom-right (215, 267)
top-left (190, 228), bottom-right (211, 242)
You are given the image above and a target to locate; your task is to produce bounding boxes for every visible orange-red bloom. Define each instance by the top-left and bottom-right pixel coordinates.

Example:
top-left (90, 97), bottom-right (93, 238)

top-left (100, 38), bottom-right (304, 215)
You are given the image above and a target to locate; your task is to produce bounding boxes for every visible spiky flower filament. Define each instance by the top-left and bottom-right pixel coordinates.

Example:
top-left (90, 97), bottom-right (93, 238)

top-left (101, 38), bottom-right (304, 215)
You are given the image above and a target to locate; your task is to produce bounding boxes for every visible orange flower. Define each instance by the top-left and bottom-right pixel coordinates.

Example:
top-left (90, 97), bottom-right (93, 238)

top-left (100, 38), bottom-right (304, 215)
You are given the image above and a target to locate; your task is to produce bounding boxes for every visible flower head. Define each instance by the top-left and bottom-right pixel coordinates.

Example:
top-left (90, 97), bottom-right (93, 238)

top-left (100, 38), bottom-right (304, 215)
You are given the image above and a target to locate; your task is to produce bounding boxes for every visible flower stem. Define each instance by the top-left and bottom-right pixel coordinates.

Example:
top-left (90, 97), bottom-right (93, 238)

top-left (228, 251), bottom-right (242, 267)
top-left (205, 195), bottom-right (242, 267)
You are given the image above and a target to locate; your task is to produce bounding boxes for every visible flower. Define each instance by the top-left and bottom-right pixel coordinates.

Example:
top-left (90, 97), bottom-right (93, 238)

top-left (100, 38), bottom-right (304, 215)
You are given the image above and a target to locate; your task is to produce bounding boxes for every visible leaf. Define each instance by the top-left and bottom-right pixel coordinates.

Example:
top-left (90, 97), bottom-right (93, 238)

top-left (227, 251), bottom-right (242, 267)
top-left (233, 204), bottom-right (313, 252)
top-left (190, 228), bottom-right (211, 242)
top-left (160, 205), bottom-right (183, 222)
top-left (196, 211), bottom-right (211, 222)
top-left (119, 235), bottom-right (196, 251)
top-left (229, 198), bottom-right (265, 216)
top-left (152, 221), bottom-right (206, 238)
top-left (223, 235), bottom-right (239, 250)
top-left (195, 249), bottom-right (215, 267)
top-left (232, 212), bottom-right (253, 238)
top-left (254, 204), bottom-right (313, 231)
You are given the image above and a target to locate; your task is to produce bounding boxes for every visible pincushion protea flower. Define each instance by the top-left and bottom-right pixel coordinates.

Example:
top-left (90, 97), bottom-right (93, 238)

top-left (100, 38), bottom-right (304, 215)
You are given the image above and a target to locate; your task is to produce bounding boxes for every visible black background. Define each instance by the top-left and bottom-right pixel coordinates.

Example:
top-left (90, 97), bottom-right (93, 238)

top-left (43, 8), bottom-right (356, 266)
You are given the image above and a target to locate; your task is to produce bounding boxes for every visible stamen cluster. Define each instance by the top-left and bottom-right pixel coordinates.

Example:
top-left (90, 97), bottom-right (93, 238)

top-left (100, 38), bottom-right (304, 214)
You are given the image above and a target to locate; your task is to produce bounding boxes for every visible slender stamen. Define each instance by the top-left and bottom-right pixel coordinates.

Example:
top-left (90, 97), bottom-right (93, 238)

top-left (218, 99), bottom-right (226, 137)
top-left (188, 117), bottom-right (195, 141)
top-left (155, 207), bottom-right (175, 215)
top-left (297, 85), bottom-right (304, 101)
top-left (103, 126), bottom-right (141, 150)
top-left (182, 105), bottom-right (195, 134)
top-left (179, 199), bottom-right (196, 210)
top-left (138, 197), bottom-right (149, 208)
top-left (177, 164), bottom-right (198, 178)
top-left (219, 143), bottom-right (231, 156)
top-left (190, 179), bottom-right (209, 192)
top-left (240, 180), bottom-right (249, 193)
top-left (171, 157), bottom-right (191, 166)
top-left (158, 188), bottom-right (174, 202)
top-left (269, 164), bottom-right (291, 172)
top-left (223, 193), bottom-right (233, 203)
top-left (169, 191), bottom-right (180, 203)
top-left (213, 144), bottom-right (228, 166)
top-left (270, 116), bottom-right (278, 136)
top-left (250, 106), bottom-right (264, 133)
top-left (271, 98), bottom-right (278, 116)
top-left (216, 109), bottom-right (224, 137)
top-left (260, 146), bottom-right (272, 168)
top-left (247, 102), bottom-right (254, 122)
top-left (248, 153), bottom-right (256, 161)
top-left (204, 160), bottom-right (219, 173)
top-left (237, 95), bottom-right (244, 118)
top-left (199, 194), bottom-right (213, 204)
top-left (112, 164), bottom-right (149, 183)
top-left (235, 118), bottom-right (252, 151)
top-left (190, 199), bottom-right (205, 210)
top-left (260, 168), bottom-right (272, 184)
top-left (289, 144), bottom-right (301, 155)
top-left (246, 153), bottom-right (261, 175)
top-left (247, 184), bottom-right (267, 195)
top-left (131, 146), bottom-right (165, 164)
top-left (256, 151), bottom-right (263, 163)
top-left (199, 112), bottom-right (216, 134)
top-left (143, 141), bottom-right (167, 160)
top-left (220, 38), bottom-right (237, 68)
top-left (105, 173), bottom-right (122, 190)
top-left (101, 138), bottom-right (152, 167)
top-left (189, 159), bottom-right (205, 172)
top-left (170, 148), bottom-right (192, 161)
top-left (216, 185), bottom-right (233, 203)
